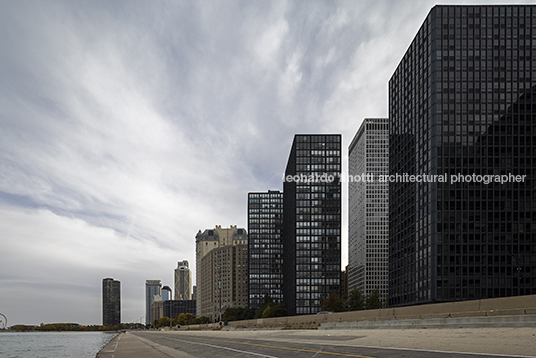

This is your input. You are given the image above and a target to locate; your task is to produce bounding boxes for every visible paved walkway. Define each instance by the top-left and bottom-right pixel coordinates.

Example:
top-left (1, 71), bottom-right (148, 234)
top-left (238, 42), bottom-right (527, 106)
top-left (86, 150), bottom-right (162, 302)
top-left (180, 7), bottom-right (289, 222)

top-left (97, 327), bottom-right (536, 357)
top-left (96, 331), bottom-right (193, 358)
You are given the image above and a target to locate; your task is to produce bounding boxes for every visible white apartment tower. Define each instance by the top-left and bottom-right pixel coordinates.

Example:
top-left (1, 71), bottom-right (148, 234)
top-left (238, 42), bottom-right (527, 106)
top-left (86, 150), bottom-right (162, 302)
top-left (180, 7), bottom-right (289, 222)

top-left (348, 118), bottom-right (389, 301)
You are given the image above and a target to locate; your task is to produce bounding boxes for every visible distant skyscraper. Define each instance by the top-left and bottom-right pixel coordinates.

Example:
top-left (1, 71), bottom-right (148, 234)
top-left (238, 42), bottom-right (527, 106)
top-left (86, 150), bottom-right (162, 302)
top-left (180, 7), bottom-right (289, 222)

top-left (174, 260), bottom-right (192, 300)
top-left (145, 280), bottom-right (161, 325)
top-left (102, 278), bottom-right (120, 326)
top-left (282, 134), bottom-right (342, 315)
top-left (195, 225), bottom-right (247, 317)
top-left (348, 118), bottom-right (389, 301)
top-left (248, 190), bottom-right (283, 309)
top-left (162, 286), bottom-right (172, 301)
top-left (389, 5), bottom-right (536, 307)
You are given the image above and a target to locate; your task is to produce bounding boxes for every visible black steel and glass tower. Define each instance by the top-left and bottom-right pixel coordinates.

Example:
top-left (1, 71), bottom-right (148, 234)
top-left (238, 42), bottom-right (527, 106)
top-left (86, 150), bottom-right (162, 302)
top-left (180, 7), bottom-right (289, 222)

top-left (283, 134), bottom-right (342, 315)
top-left (102, 278), bottom-right (120, 326)
top-left (248, 190), bottom-right (283, 309)
top-left (389, 5), bottom-right (536, 307)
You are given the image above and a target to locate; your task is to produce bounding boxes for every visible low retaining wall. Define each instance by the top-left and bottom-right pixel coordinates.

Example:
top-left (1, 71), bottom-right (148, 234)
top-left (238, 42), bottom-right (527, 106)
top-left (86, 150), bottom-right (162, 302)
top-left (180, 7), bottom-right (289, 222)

top-left (182, 294), bottom-right (536, 331)
top-left (320, 314), bottom-right (536, 330)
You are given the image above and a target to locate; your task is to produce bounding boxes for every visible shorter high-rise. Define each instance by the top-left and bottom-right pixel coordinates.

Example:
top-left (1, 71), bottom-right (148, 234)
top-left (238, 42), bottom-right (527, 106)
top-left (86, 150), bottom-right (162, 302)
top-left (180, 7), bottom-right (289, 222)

top-left (199, 229), bottom-right (248, 322)
top-left (163, 286), bottom-right (172, 301)
top-left (195, 225), bottom-right (244, 316)
top-left (282, 134), bottom-right (342, 315)
top-left (102, 278), bottom-right (120, 326)
top-left (145, 280), bottom-right (162, 325)
top-left (248, 190), bottom-right (283, 309)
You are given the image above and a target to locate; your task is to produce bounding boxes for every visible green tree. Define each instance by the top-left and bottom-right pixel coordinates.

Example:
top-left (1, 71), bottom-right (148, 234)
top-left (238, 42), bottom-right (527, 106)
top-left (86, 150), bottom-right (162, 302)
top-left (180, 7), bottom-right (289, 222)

top-left (239, 307), bottom-right (255, 320)
top-left (365, 288), bottom-right (383, 310)
top-left (222, 307), bottom-right (241, 321)
top-left (175, 313), bottom-right (195, 325)
top-left (261, 303), bottom-right (287, 318)
top-left (254, 294), bottom-right (287, 318)
top-left (10, 325), bottom-right (33, 332)
top-left (255, 294), bottom-right (274, 318)
top-left (346, 288), bottom-right (365, 311)
top-left (322, 292), bottom-right (344, 312)
top-left (223, 307), bottom-right (256, 321)
top-left (191, 316), bottom-right (210, 324)
top-left (154, 316), bottom-right (171, 328)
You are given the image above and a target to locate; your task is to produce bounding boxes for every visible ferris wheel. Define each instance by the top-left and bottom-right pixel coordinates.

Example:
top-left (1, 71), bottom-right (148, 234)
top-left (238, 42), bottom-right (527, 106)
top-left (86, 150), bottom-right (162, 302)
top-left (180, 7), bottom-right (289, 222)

top-left (0, 313), bottom-right (7, 329)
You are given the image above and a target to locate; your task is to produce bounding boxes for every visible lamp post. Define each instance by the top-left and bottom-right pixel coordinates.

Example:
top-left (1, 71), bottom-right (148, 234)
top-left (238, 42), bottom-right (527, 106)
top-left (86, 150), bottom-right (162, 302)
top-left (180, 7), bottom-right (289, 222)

top-left (219, 277), bottom-right (222, 323)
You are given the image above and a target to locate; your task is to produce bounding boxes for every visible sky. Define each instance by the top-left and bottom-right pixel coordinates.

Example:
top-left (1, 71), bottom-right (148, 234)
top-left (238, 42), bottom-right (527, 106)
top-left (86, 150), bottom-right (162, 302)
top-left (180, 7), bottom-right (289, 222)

top-left (0, 0), bottom-right (527, 326)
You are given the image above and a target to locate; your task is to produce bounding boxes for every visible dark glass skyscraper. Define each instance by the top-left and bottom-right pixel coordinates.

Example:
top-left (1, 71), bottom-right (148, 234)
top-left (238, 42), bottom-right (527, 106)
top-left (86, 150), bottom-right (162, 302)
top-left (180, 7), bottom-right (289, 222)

top-left (283, 134), bottom-right (342, 315)
top-left (389, 5), bottom-right (536, 307)
top-left (248, 190), bottom-right (283, 309)
top-left (102, 278), bottom-right (120, 326)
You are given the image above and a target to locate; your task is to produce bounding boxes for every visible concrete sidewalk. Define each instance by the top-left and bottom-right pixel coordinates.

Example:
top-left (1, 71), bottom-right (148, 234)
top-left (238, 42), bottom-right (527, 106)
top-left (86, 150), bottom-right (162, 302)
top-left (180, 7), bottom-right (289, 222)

top-left (96, 331), bottom-right (193, 358)
top-left (95, 327), bottom-right (536, 357)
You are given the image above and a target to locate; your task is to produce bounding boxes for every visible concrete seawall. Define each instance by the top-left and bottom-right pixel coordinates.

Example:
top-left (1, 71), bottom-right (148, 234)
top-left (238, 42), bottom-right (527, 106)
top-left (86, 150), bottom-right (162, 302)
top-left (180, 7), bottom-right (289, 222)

top-left (182, 294), bottom-right (536, 330)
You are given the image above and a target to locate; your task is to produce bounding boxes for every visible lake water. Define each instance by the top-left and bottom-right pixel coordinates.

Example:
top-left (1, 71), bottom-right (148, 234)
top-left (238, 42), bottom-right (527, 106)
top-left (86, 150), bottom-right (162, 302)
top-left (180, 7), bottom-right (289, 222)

top-left (0, 331), bottom-right (116, 358)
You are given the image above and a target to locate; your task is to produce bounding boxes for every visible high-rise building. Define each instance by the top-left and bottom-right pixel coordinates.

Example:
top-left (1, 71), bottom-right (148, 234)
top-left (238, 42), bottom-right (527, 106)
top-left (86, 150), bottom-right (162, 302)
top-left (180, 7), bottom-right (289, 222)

top-left (145, 280), bottom-right (162, 325)
top-left (248, 190), bottom-right (283, 309)
top-left (389, 5), bottom-right (536, 307)
top-left (174, 260), bottom-right (192, 300)
top-left (196, 226), bottom-right (248, 320)
top-left (200, 242), bottom-right (248, 321)
top-left (348, 118), bottom-right (389, 301)
top-left (195, 228), bottom-right (219, 316)
top-left (282, 134), bottom-right (342, 315)
top-left (162, 286), bottom-right (172, 301)
top-left (102, 278), bottom-right (120, 326)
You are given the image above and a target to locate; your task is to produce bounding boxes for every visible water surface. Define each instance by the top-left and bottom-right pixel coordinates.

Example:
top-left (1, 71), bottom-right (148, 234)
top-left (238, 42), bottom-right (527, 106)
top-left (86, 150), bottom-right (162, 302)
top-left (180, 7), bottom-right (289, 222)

top-left (0, 331), bottom-right (116, 358)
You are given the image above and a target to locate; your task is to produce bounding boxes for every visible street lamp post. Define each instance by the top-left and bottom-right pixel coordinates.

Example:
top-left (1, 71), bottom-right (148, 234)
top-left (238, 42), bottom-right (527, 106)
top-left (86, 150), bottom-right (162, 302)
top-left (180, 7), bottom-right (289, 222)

top-left (219, 278), bottom-right (222, 323)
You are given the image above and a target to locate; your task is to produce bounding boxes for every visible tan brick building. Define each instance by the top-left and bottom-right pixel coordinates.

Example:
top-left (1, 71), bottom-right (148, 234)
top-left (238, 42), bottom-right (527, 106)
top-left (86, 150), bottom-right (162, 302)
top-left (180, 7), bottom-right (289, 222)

top-left (196, 226), bottom-right (248, 321)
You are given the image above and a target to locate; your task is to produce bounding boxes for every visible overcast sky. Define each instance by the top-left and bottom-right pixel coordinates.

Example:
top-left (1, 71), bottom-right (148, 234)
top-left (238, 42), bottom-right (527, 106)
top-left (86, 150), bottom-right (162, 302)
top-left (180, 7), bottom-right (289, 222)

top-left (0, 0), bottom-right (525, 326)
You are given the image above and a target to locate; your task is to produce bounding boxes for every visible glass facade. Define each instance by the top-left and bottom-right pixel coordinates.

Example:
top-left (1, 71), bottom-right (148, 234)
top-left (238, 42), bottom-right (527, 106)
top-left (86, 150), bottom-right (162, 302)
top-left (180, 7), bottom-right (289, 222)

top-left (283, 134), bottom-right (342, 315)
top-left (348, 118), bottom-right (389, 301)
top-left (248, 191), bottom-right (283, 309)
top-left (389, 5), bottom-right (536, 306)
top-left (145, 280), bottom-right (161, 325)
top-left (102, 278), bottom-right (120, 326)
